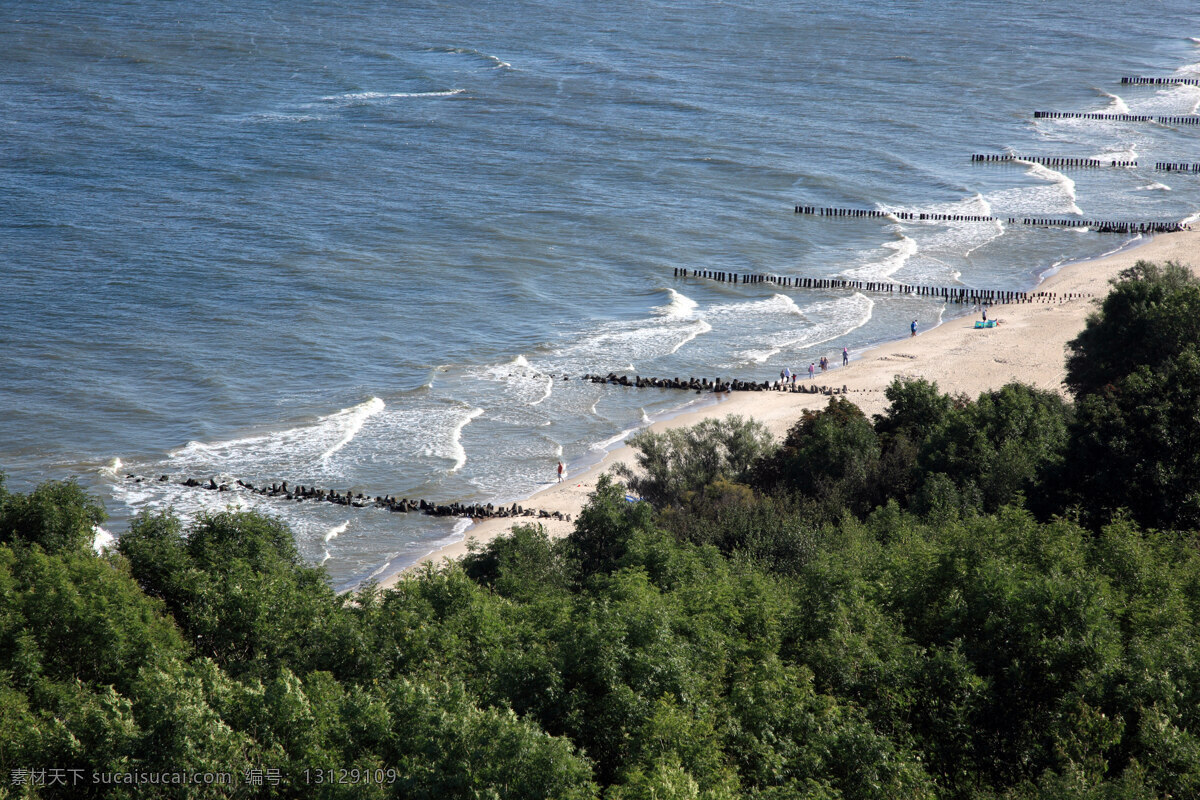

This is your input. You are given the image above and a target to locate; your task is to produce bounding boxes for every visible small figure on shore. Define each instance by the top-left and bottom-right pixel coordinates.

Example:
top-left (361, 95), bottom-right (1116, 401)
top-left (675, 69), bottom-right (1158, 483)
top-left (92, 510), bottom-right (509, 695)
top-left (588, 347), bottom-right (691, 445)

top-left (842, 347), bottom-right (849, 366)
top-left (911, 319), bottom-right (918, 337)
top-left (808, 362), bottom-right (816, 380)
top-left (791, 371), bottom-right (798, 387)
top-left (557, 461), bottom-right (565, 483)
top-left (819, 356), bottom-right (828, 371)
top-left (982, 304), bottom-right (988, 322)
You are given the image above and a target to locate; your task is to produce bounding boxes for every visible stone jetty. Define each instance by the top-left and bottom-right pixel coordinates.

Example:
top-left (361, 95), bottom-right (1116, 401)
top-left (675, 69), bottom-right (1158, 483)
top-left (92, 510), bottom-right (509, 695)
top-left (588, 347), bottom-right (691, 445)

top-left (123, 474), bottom-right (570, 522)
top-left (580, 372), bottom-right (847, 396)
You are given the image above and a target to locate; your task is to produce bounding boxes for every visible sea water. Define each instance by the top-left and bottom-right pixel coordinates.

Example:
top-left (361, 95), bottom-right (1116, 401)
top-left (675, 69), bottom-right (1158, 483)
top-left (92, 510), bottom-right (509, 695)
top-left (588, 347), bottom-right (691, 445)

top-left (2, 0), bottom-right (1199, 589)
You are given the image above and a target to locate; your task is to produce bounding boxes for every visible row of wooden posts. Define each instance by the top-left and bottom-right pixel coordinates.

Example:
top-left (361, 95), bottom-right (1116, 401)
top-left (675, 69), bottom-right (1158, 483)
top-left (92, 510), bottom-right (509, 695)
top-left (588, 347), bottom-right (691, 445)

top-left (792, 205), bottom-right (1186, 233)
top-left (671, 267), bottom-right (1087, 304)
top-left (971, 154), bottom-right (1136, 168)
top-left (1120, 76), bottom-right (1200, 87)
top-left (1157, 162), bottom-right (1200, 172)
top-left (1033, 111), bottom-right (1200, 124)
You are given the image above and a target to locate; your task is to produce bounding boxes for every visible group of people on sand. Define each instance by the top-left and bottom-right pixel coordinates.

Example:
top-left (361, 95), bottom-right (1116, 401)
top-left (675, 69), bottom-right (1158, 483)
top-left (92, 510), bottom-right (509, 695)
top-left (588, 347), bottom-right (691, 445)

top-left (780, 347), bottom-right (851, 385)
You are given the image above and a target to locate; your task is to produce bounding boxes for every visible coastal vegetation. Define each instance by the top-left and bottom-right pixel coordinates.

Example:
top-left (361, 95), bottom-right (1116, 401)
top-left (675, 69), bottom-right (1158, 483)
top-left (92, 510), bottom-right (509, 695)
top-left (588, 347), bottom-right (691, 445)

top-left (3, 262), bottom-right (1200, 799)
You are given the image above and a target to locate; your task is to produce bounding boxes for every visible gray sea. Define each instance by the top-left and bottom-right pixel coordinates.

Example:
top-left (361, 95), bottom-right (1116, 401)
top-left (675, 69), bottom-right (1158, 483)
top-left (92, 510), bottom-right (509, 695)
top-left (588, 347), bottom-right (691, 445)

top-left (3, 0), bottom-right (1199, 589)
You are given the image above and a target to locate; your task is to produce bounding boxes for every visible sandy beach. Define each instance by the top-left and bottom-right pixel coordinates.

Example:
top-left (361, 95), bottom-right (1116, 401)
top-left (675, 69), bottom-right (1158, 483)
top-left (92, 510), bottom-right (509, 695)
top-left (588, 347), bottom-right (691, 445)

top-left (379, 230), bottom-right (1199, 590)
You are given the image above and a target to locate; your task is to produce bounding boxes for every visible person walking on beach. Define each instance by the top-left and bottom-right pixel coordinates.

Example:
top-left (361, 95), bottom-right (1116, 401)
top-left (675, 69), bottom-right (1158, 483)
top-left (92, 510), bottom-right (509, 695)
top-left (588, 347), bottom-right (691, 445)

top-left (557, 461), bottom-right (564, 483)
top-left (842, 346), bottom-right (849, 366)
top-left (808, 362), bottom-right (816, 380)
top-left (911, 319), bottom-right (917, 337)
top-left (982, 304), bottom-right (988, 322)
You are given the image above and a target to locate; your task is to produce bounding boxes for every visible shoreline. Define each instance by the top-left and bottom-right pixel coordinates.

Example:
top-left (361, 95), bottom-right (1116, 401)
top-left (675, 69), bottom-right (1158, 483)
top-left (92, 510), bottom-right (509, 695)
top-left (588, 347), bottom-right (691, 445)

top-left (374, 230), bottom-right (1199, 591)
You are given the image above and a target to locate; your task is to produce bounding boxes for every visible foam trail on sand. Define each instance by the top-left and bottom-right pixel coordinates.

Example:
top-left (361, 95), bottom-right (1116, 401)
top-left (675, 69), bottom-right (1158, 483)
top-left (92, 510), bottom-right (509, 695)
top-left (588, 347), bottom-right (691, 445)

top-left (590, 424), bottom-right (642, 452)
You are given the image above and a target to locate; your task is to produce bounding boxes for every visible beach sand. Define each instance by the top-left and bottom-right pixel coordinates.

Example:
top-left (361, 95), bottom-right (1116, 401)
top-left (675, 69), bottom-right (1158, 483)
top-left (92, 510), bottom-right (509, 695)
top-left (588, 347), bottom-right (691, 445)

top-left (377, 230), bottom-right (1199, 591)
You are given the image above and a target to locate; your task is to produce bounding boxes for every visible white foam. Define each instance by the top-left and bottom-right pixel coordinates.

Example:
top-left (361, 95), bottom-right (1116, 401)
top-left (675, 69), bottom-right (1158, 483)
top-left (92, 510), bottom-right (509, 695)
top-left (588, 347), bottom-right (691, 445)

top-left (640, 408), bottom-right (653, 424)
top-left (445, 407), bottom-right (483, 472)
top-left (324, 520), bottom-right (349, 543)
top-left (529, 375), bottom-right (553, 406)
top-left (1015, 159), bottom-right (1083, 216)
top-left (92, 525), bottom-right (116, 554)
top-left (550, 315), bottom-right (711, 369)
top-left (435, 46), bottom-right (513, 70)
top-left (1098, 89), bottom-right (1130, 114)
top-left (707, 292), bottom-right (804, 318)
top-left (668, 318), bottom-right (712, 355)
top-left (320, 397), bottom-right (385, 462)
top-left (319, 89), bottom-right (466, 102)
top-left (1136, 182), bottom-right (1172, 192)
top-left (653, 288), bottom-right (699, 319)
top-left (169, 396), bottom-right (385, 478)
top-left (841, 232), bottom-right (917, 281)
top-left (733, 293), bottom-right (874, 365)
top-left (590, 424), bottom-right (642, 452)
top-left (99, 457), bottom-right (123, 477)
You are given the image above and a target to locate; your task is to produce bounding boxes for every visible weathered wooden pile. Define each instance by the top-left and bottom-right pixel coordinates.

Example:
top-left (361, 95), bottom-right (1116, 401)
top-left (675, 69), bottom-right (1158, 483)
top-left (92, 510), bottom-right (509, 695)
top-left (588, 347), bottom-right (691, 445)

top-left (673, 267), bottom-right (1086, 304)
top-left (971, 154), bottom-right (1136, 167)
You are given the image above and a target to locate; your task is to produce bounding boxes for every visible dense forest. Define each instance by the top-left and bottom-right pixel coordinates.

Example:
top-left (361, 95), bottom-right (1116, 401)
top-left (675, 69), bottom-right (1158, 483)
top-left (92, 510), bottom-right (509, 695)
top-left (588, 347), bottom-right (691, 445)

top-left (3, 261), bottom-right (1200, 799)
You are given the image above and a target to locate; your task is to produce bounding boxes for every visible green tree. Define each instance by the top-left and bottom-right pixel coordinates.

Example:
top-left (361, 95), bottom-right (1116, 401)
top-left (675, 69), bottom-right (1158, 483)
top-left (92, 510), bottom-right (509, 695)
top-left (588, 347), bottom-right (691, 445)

top-left (1068, 350), bottom-right (1200, 529)
top-left (613, 415), bottom-right (775, 508)
top-left (0, 479), bottom-right (106, 554)
top-left (1065, 260), bottom-right (1200, 398)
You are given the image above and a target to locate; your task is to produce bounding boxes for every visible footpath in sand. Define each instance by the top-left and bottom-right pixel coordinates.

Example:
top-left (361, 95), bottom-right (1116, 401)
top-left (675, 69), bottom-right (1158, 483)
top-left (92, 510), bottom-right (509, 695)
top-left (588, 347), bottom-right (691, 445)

top-left (378, 230), bottom-right (1199, 590)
